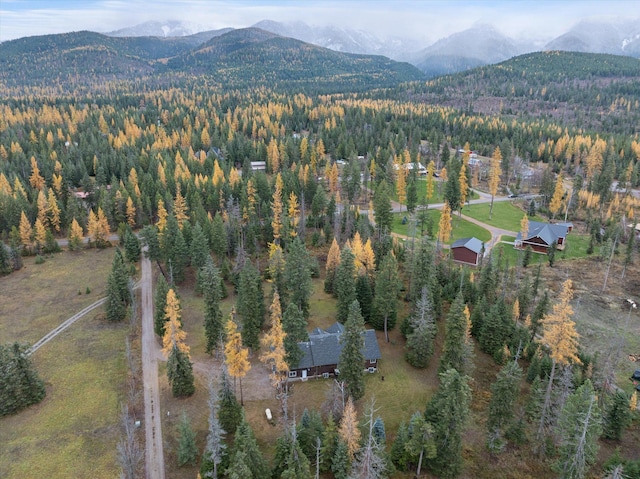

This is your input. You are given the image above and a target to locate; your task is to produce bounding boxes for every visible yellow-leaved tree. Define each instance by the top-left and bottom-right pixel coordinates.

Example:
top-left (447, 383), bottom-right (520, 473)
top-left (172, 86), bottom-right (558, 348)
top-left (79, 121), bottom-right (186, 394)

top-left (459, 163), bottom-right (469, 212)
top-left (68, 218), bottom-right (84, 251)
top-left (488, 147), bottom-right (503, 219)
top-left (224, 312), bottom-right (250, 405)
top-left (19, 211), bottom-right (33, 251)
top-left (161, 288), bottom-right (189, 358)
top-left (29, 156), bottom-right (45, 191)
top-left (339, 396), bottom-right (361, 460)
top-left (126, 196), bottom-right (136, 228)
top-left (156, 199), bottom-right (168, 234)
top-left (260, 291), bottom-right (288, 392)
top-left (288, 191), bottom-right (300, 238)
top-left (325, 238), bottom-right (341, 294)
top-left (173, 184), bottom-right (189, 229)
top-left (271, 173), bottom-right (284, 244)
top-left (520, 214), bottom-right (529, 246)
top-left (438, 201), bottom-right (452, 245)
top-left (549, 173), bottom-right (565, 219)
top-left (426, 160), bottom-right (435, 203)
top-left (536, 279), bottom-right (580, 445)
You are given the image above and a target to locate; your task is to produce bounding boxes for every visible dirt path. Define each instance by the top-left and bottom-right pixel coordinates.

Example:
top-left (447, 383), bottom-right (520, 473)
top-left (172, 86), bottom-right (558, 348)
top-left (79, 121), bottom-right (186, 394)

top-left (140, 251), bottom-right (165, 479)
top-left (26, 297), bottom-right (107, 355)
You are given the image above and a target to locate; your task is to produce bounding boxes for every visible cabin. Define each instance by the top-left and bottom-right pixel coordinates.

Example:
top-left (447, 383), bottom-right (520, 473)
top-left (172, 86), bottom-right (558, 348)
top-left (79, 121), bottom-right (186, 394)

top-left (451, 237), bottom-right (484, 266)
top-left (289, 323), bottom-right (382, 381)
top-left (515, 221), bottom-right (571, 253)
top-left (250, 161), bottom-right (266, 171)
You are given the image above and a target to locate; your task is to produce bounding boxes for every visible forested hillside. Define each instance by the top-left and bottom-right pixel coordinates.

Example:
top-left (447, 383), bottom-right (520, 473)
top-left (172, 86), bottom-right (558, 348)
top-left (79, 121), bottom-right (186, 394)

top-left (1, 39), bottom-right (640, 479)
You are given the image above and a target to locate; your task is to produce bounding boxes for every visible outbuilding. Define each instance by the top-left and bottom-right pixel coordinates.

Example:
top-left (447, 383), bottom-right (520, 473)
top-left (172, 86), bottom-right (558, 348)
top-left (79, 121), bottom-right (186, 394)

top-left (451, 237), bottom-right (484, 266)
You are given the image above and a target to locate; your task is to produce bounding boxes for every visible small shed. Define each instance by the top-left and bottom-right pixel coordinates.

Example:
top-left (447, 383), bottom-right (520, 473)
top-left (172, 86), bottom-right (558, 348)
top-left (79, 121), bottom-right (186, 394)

top-left (451, 237), bottom-right (483, 266)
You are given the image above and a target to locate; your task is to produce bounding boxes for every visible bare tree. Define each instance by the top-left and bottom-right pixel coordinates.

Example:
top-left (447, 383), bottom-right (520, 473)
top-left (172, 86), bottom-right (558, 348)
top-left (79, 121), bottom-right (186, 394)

top-left (350, 398), bottom-right (388, 479)
top-left (117, 403), bottom-right (143, 479)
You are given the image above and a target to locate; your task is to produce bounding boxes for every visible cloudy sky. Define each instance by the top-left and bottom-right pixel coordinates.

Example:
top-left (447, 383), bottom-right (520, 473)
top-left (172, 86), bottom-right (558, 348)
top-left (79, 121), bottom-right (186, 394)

top-left (1, 0), bottom-right (638, 44)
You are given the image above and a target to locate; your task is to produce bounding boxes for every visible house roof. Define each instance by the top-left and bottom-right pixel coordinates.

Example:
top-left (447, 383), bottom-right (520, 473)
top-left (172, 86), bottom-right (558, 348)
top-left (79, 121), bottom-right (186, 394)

top-left (294, 323), bottom-right (381, 370)
top-left (515, 221), bottom-right (569, 245)
top-left (451, 237), bottom-right (483, 254)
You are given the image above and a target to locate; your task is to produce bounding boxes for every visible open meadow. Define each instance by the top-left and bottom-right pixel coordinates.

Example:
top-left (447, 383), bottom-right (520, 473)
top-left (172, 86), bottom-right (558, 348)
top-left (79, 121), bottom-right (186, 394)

top-left (0, 249), bottom-right (128, 479)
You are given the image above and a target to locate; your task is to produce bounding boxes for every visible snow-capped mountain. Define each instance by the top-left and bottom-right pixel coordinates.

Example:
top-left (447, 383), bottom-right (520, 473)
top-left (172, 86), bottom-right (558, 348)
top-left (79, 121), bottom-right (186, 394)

top-left (251, 20), bottom-right (418, 61)
top-left (545, 18), bottom-right (640, 56)
top-left (106, 20), bottom-right (206, 38)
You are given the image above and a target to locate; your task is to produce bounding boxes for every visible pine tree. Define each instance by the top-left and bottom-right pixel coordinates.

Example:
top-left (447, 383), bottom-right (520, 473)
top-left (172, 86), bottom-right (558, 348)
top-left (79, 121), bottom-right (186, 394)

top-left (324, 238), bottom-right (341, 294)
top-left (0, 342), bottom-right (46, 416)
top-left (218, 369), bottom-right (242, 436)
top-left (405, 411), bottom-right (436, 477)
top-left (487, 361), bottom-right (523, 452)
top-left (555, 380), bottom-right (602, 479)
top-left (372, 252), bottom-right (400, 342)
top-left (439, 292), bottom-right (473, 375)
top-left (425, 368), bottom-right (471, 478)
top-left (284, 237), bottom-right (313, 318)
top-left (373, 181), bottom-right (393, 238)
top-left (224, 314), bottom-right (250, 405)
top-left (177, 411), bottom-right (198, 466)
top-left (282, 303), bottom-right (308, 369)
top-left (162, 214), bottom-right (188, 283)
top-left (320, 412), bottom-right (339, 472)
top-left (237, 262), bottom-right (265, 350)
top-left (201, 257), bottom-right (224, 354)
top-left (210, 213), bottom-right (228, 259)
top-left (123, 228), bottom-right (140, 263)
top-left (406, 287), bottom-right (437, 368)
top-left (153, 274), bottom-right (170, 336)
top-left (297, 408), bottom-right (324, 461)
top-left (200, 379), bottom-right (226, 479)
top-left (390, 421), bottom-right (410, 471)
top-left (331, 439), bottom-right (351, 479)
top-left (335, 246), bottom-right (357, 324)
top-left (105, 249), bottom-right (130, 322)
top-left (190, 222), bottom-right (210, 273)
top-left (356, 274), bottom-right (374, 324)
top-left (338, 300), bottom-right (365, 401)
top-left (603, 391), bottom-right (632, 441)
top-left (229, 413), bottom-right (269, 479)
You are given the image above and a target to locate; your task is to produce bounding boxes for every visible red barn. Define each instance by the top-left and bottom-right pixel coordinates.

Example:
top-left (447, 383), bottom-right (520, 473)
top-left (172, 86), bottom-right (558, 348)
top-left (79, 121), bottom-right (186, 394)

top-left (451, 237), bottom-right (484, 266)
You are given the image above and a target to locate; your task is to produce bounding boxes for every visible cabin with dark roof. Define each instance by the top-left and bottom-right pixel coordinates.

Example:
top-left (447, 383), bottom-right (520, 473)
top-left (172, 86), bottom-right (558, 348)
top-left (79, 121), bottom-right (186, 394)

top-left (515, 221), bottom-right (571, 253)
top-left (289, 323), bottom-right (382, 381)
top-left (451, 237), bottom-right (484, 266)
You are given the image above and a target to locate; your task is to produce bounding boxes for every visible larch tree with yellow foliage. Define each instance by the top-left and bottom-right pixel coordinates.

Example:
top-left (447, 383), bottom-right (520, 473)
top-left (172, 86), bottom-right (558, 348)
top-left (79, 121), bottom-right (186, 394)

top-left (426, 160), bottom-right (435, 204)
top-left (224, 313), bottom-right (250, 405)
top-left (126, 196), bottom-right (136, 228)
top-left (339, 397), bottom-right (361, 461)
top-left (260, 291), bottom-right (289, 397)
top-left (459, 163), bottom-right (469, 212)
top-left (156, 199), bottom-right (168, 235)
top-left (29, 156), bottom-right (45, 191)
top-left (19, 211), bottom-right (33, 252)
top-left (549, 173), bottom-right (565, 220)
top-left (34, 218), bottom-right (47, 253)
top-left (438, 201), bottom-right (452, 245)
top-left (324, 237), bottom-right (341, 294)
top-left (173, 184), bottom-right (189, 229)
top-left (288, 191), bottom-right (300, 238)
top-left (488, 147), bottom-right (503, 220)
top-left (68, 218), bottom-right (84, 251)
top-left (536, 279), bottom-right (580, 446)
top-left (163, 289), bottom-right (195, 397)
top-left (271, 173), bottom-right (284, 244)
top-left (520, 214), bottom-right (529, 245)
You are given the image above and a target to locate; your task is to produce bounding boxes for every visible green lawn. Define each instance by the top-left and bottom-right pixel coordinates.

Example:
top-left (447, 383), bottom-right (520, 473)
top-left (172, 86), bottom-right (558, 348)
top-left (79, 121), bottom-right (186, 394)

top-left (461, 201), bottom-right (545, 232)
top-left (392, 211), bottom-right (491, 244)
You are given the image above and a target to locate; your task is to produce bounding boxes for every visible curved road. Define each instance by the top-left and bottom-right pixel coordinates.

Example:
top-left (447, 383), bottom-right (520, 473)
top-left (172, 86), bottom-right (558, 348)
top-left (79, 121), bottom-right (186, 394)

top-left (140, 250), bottom-right (165, 479)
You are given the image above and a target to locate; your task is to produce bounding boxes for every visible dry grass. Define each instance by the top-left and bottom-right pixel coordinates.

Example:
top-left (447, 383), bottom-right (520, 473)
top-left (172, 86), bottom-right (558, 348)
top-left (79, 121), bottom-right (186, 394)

top-left (0, 249), bottom-right (114, 345)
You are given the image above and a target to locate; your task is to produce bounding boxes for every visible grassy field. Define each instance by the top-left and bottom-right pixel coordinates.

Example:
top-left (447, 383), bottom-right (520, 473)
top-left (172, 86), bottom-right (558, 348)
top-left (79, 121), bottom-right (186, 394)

top-left (392, 211), bottom-right (491, 244)
top-left (0, 248), bottom-right (127, 479)
top-left (460, 201), bottom-right (546, 232)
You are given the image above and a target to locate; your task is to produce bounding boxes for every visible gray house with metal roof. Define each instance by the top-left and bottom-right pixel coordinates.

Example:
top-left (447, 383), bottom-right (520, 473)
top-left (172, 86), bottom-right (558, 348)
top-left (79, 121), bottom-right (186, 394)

top-left (289, 323), bottom-right (382, 380)
top-left (515, 221), bottom-right (571, 253)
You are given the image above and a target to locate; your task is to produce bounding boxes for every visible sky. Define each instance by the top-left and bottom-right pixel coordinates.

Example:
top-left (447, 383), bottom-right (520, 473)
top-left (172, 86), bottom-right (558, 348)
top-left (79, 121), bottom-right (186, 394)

top-left (1, 0), bottom-right (639, 44)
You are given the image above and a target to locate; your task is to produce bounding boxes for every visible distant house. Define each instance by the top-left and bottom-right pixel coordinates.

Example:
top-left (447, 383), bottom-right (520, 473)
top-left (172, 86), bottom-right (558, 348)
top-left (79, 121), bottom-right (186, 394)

top-left (515, 221), bottom-right (572, 253)
top-left (250, 161), bottom-right (266, 171)
top-left (451, 237), bottom-right (484, 266)
top-left (393, 162), bottom-right (427, 176)
top-left (289, 323), bottom-right (382, 381)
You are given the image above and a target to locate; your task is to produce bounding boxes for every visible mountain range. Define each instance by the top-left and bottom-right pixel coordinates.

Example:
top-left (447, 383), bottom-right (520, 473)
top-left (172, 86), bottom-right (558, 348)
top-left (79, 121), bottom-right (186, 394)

top-left (101, 18), bottom-right (640, 77)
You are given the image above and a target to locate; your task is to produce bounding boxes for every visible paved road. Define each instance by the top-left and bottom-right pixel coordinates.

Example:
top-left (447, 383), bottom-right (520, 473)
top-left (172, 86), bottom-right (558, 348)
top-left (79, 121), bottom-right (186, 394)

top-left (140, 251), bottom-right (165, 479)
